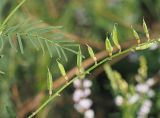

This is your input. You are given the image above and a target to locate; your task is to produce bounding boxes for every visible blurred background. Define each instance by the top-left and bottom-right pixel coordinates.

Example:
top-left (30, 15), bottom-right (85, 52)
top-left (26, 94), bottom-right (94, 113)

top-left (0, 0), bottom-right (160, 118)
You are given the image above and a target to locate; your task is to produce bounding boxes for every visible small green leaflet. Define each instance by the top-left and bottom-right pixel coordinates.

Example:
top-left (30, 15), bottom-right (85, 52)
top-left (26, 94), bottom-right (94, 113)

top-left (47, 68), bottom-right (53, 96)
top-left (131, 26), bottom-right (140, 44)
top-left (77, 46), bottom-right (82, 69)
top-left (0, 35), bottom-right (4, 51)
top-left (55, 45), bottom-right (61, 58)
top-left (105, 37), bottom-right (113, 56)
top-left (112, 25), bottom-right (121, 52)
top-left (0, 70), bottom-right (5, 75)
top-left (28, 35), bottom-right (39, 51)
top-left (8, 34), bottom-right (17, 52)
top-left (45, 40), bottom-right (52, 57)
top-left (37, 35), bottom-right (45, 56)
top-left (59, 47), bottom-right (68, 62)
top-left (17, 33), bottom-right (24, 54)
top-left (57, 61), bottom-right (68, 82)
top-left (4, 24), bottom-right (19, 34)
top-left (87, 44), bottom-right (97, 65)
top-left (143, 19), bottom-right (150, 41)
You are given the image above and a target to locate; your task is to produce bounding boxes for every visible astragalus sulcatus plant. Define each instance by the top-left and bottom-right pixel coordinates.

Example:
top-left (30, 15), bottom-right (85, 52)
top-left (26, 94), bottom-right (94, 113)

top-left (0, 0), bottom-right (159, 118)
top-left (28, 20), bottom-right (160, 117)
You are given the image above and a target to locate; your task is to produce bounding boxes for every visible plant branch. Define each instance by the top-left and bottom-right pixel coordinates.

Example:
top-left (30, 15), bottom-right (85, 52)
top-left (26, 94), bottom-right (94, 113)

top-left (27, 39), bottom-right (158, 118)
top-left (52, 39), bottom-right (136, 88)
top-left (16, 39), bottom-right (142, 118)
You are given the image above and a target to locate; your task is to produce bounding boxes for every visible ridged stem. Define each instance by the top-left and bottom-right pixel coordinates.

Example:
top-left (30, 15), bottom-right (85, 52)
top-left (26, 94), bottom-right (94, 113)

top-left (27, 40), bottom-right (158, 118)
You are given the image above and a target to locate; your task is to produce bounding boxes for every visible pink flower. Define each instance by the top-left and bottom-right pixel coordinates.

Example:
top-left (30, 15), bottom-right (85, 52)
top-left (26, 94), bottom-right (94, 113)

top-left (136, 84), bottom-right (149, 93)
top-left (114, 95), bottom-right (123, 106)
top-left (84, 109), bottom-right (94, 118)
top-left (83, 80), bottom-right (92, 88)
top-left (73, 79), bottom-right (82, 88)
top-left (73, 89), bottom-right (84, 102)
top-left (79, 99), bottom-right (93, 109)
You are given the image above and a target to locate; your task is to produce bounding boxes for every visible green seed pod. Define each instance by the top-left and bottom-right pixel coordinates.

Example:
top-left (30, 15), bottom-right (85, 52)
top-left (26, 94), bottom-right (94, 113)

top-left (131, 26), bottom-right (140, 44)
top-left (87, 44), bottom-right (97, 65)
top-left (112, 25), bottom-right (121, 52)
top-left (77, 46), bottom-right (82, 69)
top-left (47, 68), bottom-right (53, 96)
top-left (136, 42), bottom-right (153, 50)
top-left (105, 37), bottom-right (113, 56)
top-left (57, 61), bottom-right (68, 82)
top-left (143, 19), bottom-right (150, 41)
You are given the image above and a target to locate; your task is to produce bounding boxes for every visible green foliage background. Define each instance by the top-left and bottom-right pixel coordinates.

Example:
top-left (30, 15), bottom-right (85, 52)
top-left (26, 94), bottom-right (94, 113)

top-left (0, 0), bottom-right (160, 118)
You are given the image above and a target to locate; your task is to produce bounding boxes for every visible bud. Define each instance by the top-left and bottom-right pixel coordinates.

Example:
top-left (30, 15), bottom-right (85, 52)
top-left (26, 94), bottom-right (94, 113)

top-left (47, 68), bottom-right (53, 96)
top-left (87, 44), bottom-right (97, 65)
top-left (57, 61), bottom-right (68, 82)
top-left (131, 26), bottom-right (140, 44)
top-left (143, 19), bottom-right (150, 41)
top-left (112, 25), bottom-right (121, 52)
top-left (105, 37), bottom-right (113, 56)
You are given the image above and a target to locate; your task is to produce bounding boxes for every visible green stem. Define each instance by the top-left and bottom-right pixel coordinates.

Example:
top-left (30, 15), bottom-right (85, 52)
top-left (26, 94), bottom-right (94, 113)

top-left (27, 47), bottom-right (135, 118)
top-left (28, 77), bottom-right (77, 118)
top-left (0, 0), bottom-right (28, 33)
top-left (28, 40), bottom-right (157, 118)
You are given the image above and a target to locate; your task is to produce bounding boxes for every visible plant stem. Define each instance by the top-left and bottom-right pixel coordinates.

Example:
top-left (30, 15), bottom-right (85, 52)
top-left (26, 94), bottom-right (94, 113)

top-left (28, 40), bottom-right (158, 118)
top-left (28, 77), bottom-right (77, 118)
top-left (0, 0), bottom-right (28, 33)
top-left (27, 45), bottom-right (137, 118)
